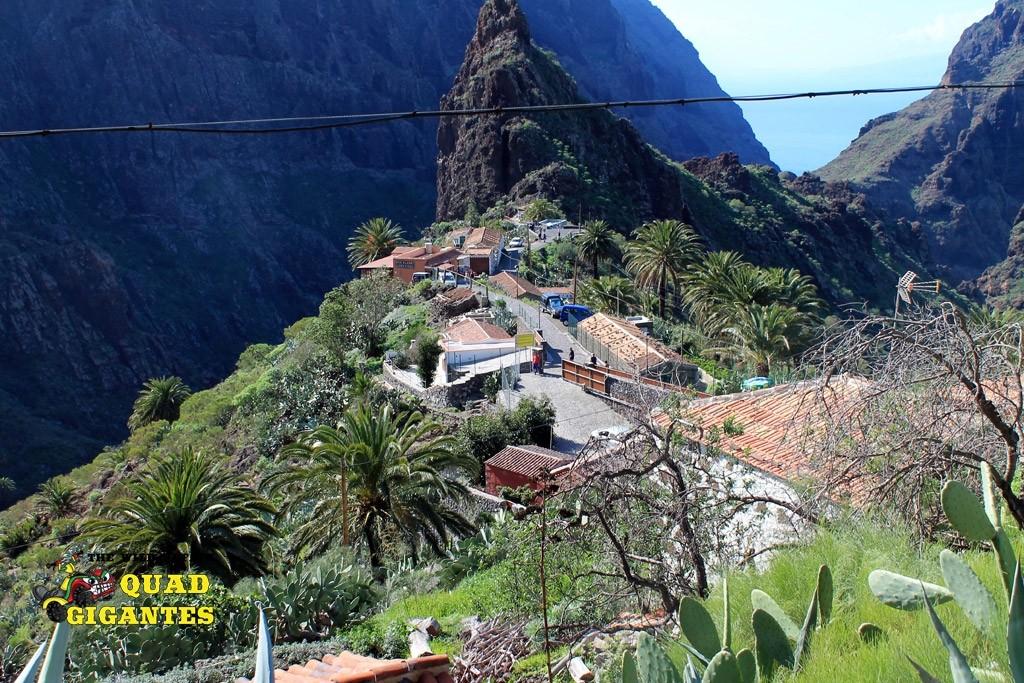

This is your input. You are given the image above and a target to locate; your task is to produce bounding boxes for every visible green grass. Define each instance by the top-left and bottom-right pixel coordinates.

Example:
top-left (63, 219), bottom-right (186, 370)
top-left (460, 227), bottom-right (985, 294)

top-left (677, 518), bottom-right (1021, 682)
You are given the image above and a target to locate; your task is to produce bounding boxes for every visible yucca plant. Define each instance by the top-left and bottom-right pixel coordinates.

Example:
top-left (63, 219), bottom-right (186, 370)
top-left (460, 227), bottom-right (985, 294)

top-left (867, 465), bottom-right (1023, 682)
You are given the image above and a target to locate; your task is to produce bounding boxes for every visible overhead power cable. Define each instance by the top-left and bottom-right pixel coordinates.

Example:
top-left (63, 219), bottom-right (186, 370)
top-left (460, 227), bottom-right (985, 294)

top-left (0, 82), bottom-right (1020, 140)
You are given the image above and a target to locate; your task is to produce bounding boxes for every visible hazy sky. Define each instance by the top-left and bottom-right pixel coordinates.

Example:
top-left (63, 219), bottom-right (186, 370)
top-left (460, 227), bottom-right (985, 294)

top-left (650, 1), bottom-right (992, 172)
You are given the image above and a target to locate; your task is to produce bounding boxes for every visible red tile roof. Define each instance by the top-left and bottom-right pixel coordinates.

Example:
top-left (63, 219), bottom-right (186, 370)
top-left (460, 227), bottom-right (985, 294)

top-left (490, 272), bottom-right (542, 299)
top-left (579, 313), bottom-right (683, 370)
top-left (357, 246), bottom-right (462, 270)
top-left (443, 318), bottom-right (513, 344)
top-left (438, 286), bottom-right (476, 303)
top-left (486, 445), bottom-right (572, 479)
top-left (652, 376), bottom-right (871, 503)
top-left (464, 227), bottom-right (503, 249)
top-left (238, 652), bottom-right (451, 683)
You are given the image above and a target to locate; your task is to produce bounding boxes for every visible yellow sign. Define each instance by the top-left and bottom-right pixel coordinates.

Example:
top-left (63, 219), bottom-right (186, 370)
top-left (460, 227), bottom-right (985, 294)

top-left (515, 333), bottom-right (535, 349)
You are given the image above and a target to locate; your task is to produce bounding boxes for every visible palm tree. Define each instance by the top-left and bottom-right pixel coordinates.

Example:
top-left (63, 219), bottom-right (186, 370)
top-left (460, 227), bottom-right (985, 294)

top-left (625, 220), bottom-right (702, 318)
top-left (80, 448), bottom-right (277, 583)
top-left (266, 405), bottom-right (478, 572)
top-left (682, 251), bottom-right (760, 337)
top-left (347, 217), bottom-right (405, 269)
top-left (36, 478), bottom-right (76, 517)
top-left (128, 376), bottom-right (191, 432)
top-left (582, 276), bottom-right (640, 316)
top-left (576, 220), bottom-right (618, 278)
top-left (715, 303), bottom-right (801, 377)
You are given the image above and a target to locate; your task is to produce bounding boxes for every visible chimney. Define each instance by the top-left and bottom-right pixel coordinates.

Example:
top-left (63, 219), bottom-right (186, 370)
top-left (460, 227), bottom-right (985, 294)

top-left (425, 241), bottom-right (434, 255)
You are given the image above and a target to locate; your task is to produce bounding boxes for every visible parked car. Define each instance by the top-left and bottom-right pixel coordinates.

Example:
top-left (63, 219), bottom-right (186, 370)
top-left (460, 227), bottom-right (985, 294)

top-left (741, 376), bottom-right (774, 392)
top-left (508, 237), bottom-right (524, 249)
top-left (559, 304), bottom-right (593, 323)
top-left (542, 292), bottom-right (568, 316)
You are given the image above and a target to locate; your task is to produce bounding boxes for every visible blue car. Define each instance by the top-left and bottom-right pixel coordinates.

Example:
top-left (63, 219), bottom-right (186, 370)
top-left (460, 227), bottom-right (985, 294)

top-left (559, 304), bottom-right (593, 323)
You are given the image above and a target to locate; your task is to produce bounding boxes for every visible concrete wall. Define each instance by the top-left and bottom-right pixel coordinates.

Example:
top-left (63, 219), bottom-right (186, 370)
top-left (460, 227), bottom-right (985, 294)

top-left (383, 361), bottom-right (489, 409)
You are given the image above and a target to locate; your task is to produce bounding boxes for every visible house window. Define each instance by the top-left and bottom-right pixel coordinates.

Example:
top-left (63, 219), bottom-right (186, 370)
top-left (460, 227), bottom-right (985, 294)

top-left (395, 260), bottom-right (415, 269)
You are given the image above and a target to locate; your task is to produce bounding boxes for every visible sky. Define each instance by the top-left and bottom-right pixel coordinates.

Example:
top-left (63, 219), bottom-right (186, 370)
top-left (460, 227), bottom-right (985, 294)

top-left (651, 1), bottom-right (993, 172)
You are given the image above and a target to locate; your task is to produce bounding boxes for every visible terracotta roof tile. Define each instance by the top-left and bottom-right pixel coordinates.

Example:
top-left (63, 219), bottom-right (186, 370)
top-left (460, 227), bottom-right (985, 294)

top-left (438, 286), bottom-right (476, 303)
top-left (464, 227), bottom-right (503, 249)
top-left (490, 272), bottom-right (542, 298)
top-left (486, 445), bottom-right (572, 478)
top-left (443, 318), bottom-right (513, 344)
top-left (652, 376), bottom-right (872, 504)
top-left (240, 653), bottom-right (451, 683)
top-left (578, 313), bottom-right (683, 369)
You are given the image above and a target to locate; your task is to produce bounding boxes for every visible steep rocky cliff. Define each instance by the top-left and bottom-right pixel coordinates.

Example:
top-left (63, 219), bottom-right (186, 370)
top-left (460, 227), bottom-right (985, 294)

top-left (970, 208), bottom-right (1024, 308)
top-left (438, 0), bottom-right (931, 308)
top-left (435, 0), bottom-right (690, 225)
top-left (818, 0), bottom-right (1024, 284)
top-left (0, 0), bottom-right (770, 495)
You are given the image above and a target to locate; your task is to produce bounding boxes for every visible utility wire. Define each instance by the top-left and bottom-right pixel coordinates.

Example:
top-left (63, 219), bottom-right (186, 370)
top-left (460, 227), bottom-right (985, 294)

top-left (0, 82), bottom-right (1019, 140)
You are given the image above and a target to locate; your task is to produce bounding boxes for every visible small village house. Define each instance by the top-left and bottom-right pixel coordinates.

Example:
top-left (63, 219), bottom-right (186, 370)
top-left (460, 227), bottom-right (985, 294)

top-left (484, 444), bottom-right (572, 497)
top-left (358, 243), bottom-right (463, 283)
top-left (489, 271), bottom-right (542, 300)
top-left (457, 227), bottom-right (504, 276)
top-left (440, 317), bottom-right (516, 374)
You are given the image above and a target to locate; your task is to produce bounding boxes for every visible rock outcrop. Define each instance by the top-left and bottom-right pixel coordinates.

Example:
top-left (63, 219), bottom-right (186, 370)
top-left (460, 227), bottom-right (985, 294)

top-left (0, 0), bottom-right (773, 494)
top-left (970, 207), bottom-right (1024, 309)
top-left (818, 0), bottom-right (1024, 284)
top-left (438, 0), bottom-right (931, 309)
top-left (435, 0), bottom-right (690, 225)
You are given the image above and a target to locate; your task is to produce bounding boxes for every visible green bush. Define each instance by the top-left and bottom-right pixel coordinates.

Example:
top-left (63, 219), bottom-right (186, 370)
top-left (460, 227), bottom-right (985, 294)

top-left (414, 332), bottom-right (442, 388)
top-left (454, 397), bottom-right (556, 476)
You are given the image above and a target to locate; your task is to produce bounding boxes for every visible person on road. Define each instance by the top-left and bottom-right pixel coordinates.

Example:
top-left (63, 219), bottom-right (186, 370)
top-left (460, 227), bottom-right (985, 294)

top-left (568, 348), bottom-right (575, 362)
top-left (589, 353), bottom-right (597, 366)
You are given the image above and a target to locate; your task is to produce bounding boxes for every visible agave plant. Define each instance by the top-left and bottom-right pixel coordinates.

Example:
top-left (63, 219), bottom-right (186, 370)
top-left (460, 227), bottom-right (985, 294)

top-left (866, 465), bottom-right (1023, 682)
top-left (619, 565), bottom-right (833, 682)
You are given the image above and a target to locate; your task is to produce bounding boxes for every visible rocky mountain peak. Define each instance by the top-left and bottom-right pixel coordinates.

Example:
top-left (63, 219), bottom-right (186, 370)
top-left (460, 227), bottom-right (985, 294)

top-left (945, 1), bottom-right (1024, 83)
top-left (436, 0), bottom-right (687, 223)
top-left (473, 0), bottom-right (531, 50)
top-left (818, 0), bottom-right (1024, 287)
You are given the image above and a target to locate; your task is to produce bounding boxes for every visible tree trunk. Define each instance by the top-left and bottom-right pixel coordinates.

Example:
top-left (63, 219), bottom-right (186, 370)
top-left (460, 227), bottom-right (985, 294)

top-left (658, 277), bottom-right (666, 319)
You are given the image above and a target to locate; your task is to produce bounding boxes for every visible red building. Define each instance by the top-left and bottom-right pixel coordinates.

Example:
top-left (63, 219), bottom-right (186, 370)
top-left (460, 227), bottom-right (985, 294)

top-left (357, 244), bottom-right (463, 283)
top-left (484, 444), bottom-right (572, 496)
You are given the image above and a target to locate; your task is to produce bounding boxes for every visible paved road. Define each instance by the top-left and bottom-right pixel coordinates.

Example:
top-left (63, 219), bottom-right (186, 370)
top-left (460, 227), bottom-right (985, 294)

top-left (508, 371), bottom-right (632, 454)
top-left (479, 286), bottom-right (632, 455)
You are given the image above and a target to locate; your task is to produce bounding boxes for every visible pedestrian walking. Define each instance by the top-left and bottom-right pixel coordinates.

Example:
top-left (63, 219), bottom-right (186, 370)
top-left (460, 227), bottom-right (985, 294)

top-left (568, 348), bottom-right (575, 362)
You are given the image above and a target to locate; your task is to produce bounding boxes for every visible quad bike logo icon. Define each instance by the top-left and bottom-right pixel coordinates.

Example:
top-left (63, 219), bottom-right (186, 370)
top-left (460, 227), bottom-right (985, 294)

top-left (31, 546), bottom-right (116, 622)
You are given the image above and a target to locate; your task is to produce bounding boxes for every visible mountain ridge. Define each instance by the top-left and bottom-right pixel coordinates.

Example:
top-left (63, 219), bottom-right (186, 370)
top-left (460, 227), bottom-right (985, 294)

top-left (0, 0), bottom-right (771, 496)
top-left (437, 0), bottom-right (932, 309)
top-left (818, 0), bottom-right (1024, 285)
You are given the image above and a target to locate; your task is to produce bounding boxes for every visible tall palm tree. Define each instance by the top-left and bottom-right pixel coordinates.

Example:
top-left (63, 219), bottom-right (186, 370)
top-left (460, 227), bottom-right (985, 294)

top-left (576, 220), bottom-right (618, 278)
top-left (80, 448), bottom-right (277, 583)
top-left (682, 251), bottom-right (761, 337)
top-left (266, 405), bottom-right (478, 571)
top-left (625, 220), bottom-right (702, 318)
top-left (128, 376), bottom-right (191, 432)
top-left (715, 303), bottom-right (800, 377)
top-left (582, 276), bottom-right (640, 316)
top-left (36, 478), bottom-right (76, 517)
top-left (347, 217), bottom-right (405, 269)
